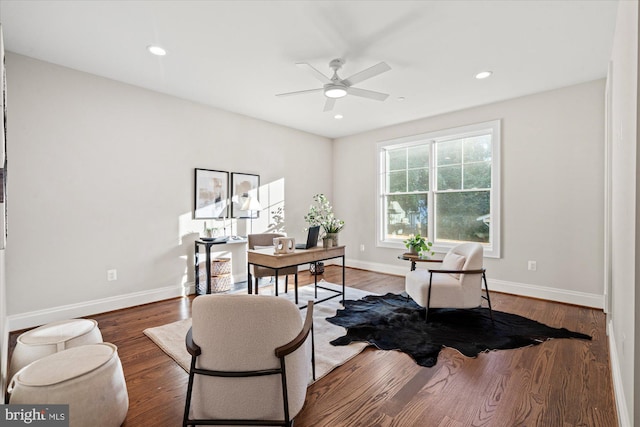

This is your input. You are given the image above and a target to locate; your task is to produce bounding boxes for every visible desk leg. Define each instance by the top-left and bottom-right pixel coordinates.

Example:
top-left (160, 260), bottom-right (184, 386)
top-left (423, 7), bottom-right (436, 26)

top-left (411, 261), bottom-right (416, 271)
top-left (205, 245), bottom-right (212, 295)
top-left (247, 261), bottom-right (252, 294)
top-left (194, 242), bottom-right (200, 296)
top-left (275, 270), bottom-right (279, 296)
top-left (294, 273), bottom-right (299, 305)
top-left (314, 263), bottom-right (318, 299)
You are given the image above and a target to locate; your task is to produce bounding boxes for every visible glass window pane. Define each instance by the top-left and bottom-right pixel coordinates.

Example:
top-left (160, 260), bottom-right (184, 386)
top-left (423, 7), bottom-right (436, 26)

top-left (388, 171), bottom-right (406, 193)
top-left (437, 165), bottom-right (461, 190)
top-left (435, 191), bottom-right (490, 243)
top-left (388, 148), bottom-right (406, 171)
top-left (437, 140), bottom-right (462, 166)
top-left (408, 145), bottom-right (429, 168)
top-left (463, 135), bottom-right (492, 162)
top-left (464, 162), bottom-right (491, 189)
top-left (408, 168), bottom-right (429, 192)
top-left (385, 194), bottom-right (429, 240)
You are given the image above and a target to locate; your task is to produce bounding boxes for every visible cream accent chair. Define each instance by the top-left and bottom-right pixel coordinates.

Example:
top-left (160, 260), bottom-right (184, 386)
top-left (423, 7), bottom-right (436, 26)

top-left (183, 294), bottom-right (315, 427)
top-left (405, 243), bottom-right (493, 321)
top-left (248, 233), bottom-right (299, 295)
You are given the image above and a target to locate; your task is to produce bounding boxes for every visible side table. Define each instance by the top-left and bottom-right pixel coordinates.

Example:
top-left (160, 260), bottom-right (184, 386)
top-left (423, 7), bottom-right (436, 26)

top-left (194, 237), bottom-right (247, 295)
top-left (398, 254), bottom-right (443, 271)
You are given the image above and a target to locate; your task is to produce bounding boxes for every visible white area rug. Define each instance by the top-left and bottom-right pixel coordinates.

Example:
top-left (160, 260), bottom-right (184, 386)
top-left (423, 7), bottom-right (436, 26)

top-left (143, 281), bottom-right (375, 381)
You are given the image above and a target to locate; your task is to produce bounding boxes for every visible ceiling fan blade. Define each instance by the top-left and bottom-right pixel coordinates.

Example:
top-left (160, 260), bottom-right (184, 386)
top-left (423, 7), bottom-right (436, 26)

top-left (342, 62), bottom-right (391, 87)
top-left (276, 88), bottom-right (323, 97)
top-left (323, 98), bottom-right (336, 112)
top-left (346, 86), bottom-right (389, 101)
top-left (296, 62), bottom-right (332, 84)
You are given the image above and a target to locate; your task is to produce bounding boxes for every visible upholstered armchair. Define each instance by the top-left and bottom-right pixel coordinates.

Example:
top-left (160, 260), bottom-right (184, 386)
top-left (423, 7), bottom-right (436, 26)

top-left (183, 294), bottom-right (315, 427)
top-left (248, 233), bottom-right (299, 294)
top-left (405, 242), bottom-right (493, 321)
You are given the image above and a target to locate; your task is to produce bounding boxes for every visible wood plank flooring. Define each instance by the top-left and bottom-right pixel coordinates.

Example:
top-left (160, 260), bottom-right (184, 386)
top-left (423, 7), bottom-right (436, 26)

top-left (7, 267), bottom-right (617, 426)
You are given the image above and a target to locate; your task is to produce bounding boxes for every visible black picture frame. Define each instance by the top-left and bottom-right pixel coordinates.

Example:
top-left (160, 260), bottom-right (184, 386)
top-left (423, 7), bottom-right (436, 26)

top-left (231, 172), bottom-right (260, 219)
top-left (194, 168), bottom-right (229, 219)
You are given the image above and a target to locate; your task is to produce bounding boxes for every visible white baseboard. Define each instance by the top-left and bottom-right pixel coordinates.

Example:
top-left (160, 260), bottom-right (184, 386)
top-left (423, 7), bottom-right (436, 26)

top-left (8, 260), bottom-right (604, 331)
top-left (7, 284), bottom-right (190, 331)
top-left (346, 259), bottom-right (604, 309)
top-left (608, 320), bottom-right (630, 427)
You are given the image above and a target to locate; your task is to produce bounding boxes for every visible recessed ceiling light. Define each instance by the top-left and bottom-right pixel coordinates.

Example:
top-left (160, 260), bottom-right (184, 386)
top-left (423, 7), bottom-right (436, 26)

top-left (475, 71), bottom-right (492, 80)
top-left (147, 45), bottom-right (167, 56)
top-left (334, 114), bottom-right (343, 120)
top-left (397, 96), bottom-right (406, 102)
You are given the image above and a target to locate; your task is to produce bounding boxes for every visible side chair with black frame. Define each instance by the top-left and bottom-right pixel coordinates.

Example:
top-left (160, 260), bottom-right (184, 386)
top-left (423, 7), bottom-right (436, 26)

top-left (183, 294), bottom-right (315, 427)
top-left (405, 242), bottom-right (493, 322)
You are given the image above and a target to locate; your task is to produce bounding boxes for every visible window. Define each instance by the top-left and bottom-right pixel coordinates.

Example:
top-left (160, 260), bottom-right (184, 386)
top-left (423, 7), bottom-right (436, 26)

top-left (377, 120), bottom-right (501, 258)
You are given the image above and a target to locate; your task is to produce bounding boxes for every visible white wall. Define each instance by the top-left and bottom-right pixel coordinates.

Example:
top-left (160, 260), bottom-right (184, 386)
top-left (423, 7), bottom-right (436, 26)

top-left (335, 80), bottom-right (605, 307)
top-left (607, 2), bottom-right (639, 426)
top-left (4, 53), bottom-right (332, 329)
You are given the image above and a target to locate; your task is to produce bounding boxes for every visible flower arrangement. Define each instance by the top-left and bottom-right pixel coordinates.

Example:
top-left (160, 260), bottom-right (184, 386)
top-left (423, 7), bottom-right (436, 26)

top-left (404, 233), bottom-right (434, 257)
top-left (304, 194), bottom-right (344, 235)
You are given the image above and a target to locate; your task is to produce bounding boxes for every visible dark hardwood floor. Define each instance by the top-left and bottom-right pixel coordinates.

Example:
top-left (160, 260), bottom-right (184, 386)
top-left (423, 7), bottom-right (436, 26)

top-left (7, 267), bottom-right (617, 426)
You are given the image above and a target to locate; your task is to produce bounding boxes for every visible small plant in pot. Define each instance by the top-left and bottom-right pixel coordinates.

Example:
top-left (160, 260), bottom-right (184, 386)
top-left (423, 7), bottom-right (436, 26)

top-left (403, 233), bottom-right (434, 258)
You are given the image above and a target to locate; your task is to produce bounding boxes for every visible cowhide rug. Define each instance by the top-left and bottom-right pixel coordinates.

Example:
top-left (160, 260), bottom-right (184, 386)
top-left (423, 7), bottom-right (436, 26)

top-left (326, 293), bottom-right (591, 367)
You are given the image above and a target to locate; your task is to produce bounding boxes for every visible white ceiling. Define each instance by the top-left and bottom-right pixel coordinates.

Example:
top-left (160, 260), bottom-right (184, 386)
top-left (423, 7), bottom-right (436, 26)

top-left (0, 0), bottom-right (619, 139)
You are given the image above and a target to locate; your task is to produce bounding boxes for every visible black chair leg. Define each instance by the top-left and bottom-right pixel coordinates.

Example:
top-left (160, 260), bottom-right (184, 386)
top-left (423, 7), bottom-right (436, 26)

top-left (425, 273), bottom-right (434, 322)
top-left (482, 272), bottom-right (494, 323)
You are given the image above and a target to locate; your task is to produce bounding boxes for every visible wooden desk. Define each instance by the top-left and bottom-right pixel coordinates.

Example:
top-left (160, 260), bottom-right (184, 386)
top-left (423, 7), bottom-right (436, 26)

top-left (247, 245), bottom-right (345, 308)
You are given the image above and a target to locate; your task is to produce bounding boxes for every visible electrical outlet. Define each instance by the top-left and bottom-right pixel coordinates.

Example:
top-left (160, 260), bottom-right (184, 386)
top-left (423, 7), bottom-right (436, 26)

top-left (107, 269), bottom-right (118, 281)
top-left (528, 261), bottom-right (537, 271)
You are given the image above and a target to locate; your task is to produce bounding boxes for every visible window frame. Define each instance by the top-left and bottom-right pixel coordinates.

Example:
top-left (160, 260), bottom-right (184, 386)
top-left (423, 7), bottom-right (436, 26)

top-left (376, 120), bottom-right (501, 258)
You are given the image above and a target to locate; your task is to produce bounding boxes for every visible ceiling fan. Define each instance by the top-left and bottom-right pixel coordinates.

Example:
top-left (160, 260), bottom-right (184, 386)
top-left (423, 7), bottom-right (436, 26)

top-left (276, 58), bottom-right (391, 112)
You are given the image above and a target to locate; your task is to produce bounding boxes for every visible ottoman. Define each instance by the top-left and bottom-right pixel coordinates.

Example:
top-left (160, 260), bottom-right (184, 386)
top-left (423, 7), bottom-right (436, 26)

top-left (9, 318), bottom-right (103, 381)
top-left (8, 342), bottom-right (129, 427)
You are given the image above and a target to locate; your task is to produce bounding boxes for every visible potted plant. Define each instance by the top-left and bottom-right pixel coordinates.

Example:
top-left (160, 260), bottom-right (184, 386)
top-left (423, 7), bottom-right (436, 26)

top-left (304, 194), bottom-right (344, 246)
top-left (404, 233), bottom-right (434, 258)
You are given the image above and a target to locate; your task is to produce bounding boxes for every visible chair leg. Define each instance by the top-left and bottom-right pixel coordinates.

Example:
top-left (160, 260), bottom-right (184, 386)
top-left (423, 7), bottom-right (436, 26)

top-left (183, 357), bottom-right (197, 427)
top-left (425, 272), bottom-right (434, 322)
top-left (482, 272), bottom-right (494, 323)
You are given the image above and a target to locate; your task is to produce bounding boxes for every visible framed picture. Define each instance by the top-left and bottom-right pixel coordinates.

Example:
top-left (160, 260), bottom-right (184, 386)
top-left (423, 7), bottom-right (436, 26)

top-left (231, 172), bottom-right (260, 218)
top-left (194, 168), bottom-right (229, 219)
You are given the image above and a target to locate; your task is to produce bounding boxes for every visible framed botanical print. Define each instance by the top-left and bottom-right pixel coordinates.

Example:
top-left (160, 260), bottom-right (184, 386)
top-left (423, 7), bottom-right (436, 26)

top-left (194, 168), bottom-right (229, 219)
top-left (231, 172), bottom-right (260, 218)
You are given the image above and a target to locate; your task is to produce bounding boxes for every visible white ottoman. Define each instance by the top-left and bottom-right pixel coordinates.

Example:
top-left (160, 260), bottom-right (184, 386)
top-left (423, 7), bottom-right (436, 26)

top-left (8, 343), bottom-right (129, 427)
top-left (9, 318), bottom-right (103, 380)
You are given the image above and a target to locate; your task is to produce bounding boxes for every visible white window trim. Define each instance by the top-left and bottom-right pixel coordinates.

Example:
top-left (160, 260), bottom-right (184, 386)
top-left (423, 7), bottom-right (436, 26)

top-left (376, 120), bottom-right (501, 258)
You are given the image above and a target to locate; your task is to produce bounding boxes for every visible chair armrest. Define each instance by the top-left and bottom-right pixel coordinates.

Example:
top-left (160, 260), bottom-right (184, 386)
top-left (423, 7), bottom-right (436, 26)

top-left (185, 327), bottom-right (201, 357)
top-left (428, 268), bottom-right (486, 275)
top-left (275, 301), bottom-right (314, 358)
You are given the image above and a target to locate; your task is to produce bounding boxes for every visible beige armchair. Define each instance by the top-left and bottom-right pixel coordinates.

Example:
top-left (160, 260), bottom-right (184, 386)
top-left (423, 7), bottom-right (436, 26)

top-left (248, 233), bottom-right (298, 294)
top-left (183, 294), bottom-right (315, 427)
top-left (405, 243), bottom-right (493, 321)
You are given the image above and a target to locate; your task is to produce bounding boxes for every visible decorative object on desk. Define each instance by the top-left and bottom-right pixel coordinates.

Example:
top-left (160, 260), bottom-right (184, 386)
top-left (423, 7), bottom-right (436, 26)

top-left (194, 169), bottom-right (229, 219)
top-left (304, 193), bottom-right (344, 246)
top-left (273, 237), bottom-right (295, 254)
top-left (403, 233), bottom-right (434, 257)
top-left (231, 172), bottom-right (260, 219)
top-left (327, 292), bottom-right (592, 368)
top-left (309, 261), bottom-right (324, 275)
top-left (202, 221), bottom-right (219, 238)
top-left (322, 236), bottom-right (333, 249)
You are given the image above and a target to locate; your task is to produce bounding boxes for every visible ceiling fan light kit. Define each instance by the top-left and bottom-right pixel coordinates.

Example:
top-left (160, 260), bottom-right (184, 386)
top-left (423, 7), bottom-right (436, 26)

top-left (277, 58), bottom-right (391, 111)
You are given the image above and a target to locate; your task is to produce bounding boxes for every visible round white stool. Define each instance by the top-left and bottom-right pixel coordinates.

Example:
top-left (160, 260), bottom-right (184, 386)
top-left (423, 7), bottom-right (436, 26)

top-left (9, 318), bottom-right (103, 381)
top-left (8, 342), bottom-right (129, 427)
